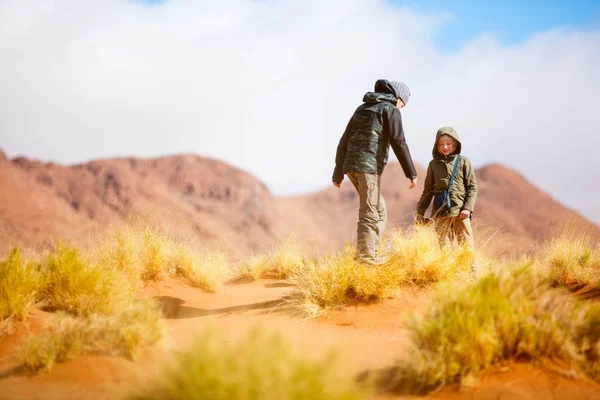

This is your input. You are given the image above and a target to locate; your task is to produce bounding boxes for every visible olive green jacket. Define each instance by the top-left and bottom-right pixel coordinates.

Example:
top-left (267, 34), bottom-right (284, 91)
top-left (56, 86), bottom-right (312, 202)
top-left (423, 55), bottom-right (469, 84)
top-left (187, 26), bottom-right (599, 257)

top-left (416, 127), bottom-right (478, 218)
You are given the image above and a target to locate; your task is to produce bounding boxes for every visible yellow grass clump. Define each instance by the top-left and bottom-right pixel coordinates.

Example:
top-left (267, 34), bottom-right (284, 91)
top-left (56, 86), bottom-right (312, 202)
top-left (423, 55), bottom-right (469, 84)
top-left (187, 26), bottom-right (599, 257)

top-left (0, 248), bottom-right (43, 336)
top-left (129, 327), bottom-right (369, 400)
top-left (380, 260), bottom-right (600, 394)
top-left (291, 227), bottom-right (476, 317)
top-left (41, 243), bottom-right (135, 316)
top-left (238, 239), bottom-right (306, 280)
top-left (96, 229), bottom-right (142, 281)
top-left (387, 226), bottom-right (475, 284)
top-left (1, 241), bottom-right (169, 372)
top-left (20, 299), bottom-right (164, 372)
top-left (168, 242), bottom-right (230, 293)
top-left (539, 234), bottom-right (600, 285)
top-left (95, 226), bottom-right (230, 293)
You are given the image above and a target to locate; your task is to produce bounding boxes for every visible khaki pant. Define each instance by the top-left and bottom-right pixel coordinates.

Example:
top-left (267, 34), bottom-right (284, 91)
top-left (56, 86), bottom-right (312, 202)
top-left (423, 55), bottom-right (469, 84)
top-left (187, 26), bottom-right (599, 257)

top-left (435, 216), bottom-right (475, 249)
top-left (347, 172), bottom-right (387, 263)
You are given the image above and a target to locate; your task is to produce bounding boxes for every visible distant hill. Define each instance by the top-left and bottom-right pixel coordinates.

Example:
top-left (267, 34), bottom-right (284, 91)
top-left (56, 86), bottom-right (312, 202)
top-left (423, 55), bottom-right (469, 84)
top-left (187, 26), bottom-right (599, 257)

top-left (282, 162), bottom-right (600, 255)
top-left (1, 150), bottom-right (598, 257)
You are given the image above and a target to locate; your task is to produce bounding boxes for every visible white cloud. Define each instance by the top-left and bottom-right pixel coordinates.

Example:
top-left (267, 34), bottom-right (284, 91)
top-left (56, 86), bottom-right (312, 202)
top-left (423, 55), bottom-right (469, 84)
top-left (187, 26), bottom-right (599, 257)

top-left (1, 0), bottom-right (599, 224)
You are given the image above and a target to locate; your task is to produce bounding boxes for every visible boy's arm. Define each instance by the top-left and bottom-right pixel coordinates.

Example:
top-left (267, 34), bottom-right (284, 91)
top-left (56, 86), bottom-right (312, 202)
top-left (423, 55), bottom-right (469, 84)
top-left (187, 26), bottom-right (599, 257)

top-left (416, 163), bottom-right (434, 216)
top-left (332, 118), bottom-right (352, 183)
top-left (462, 158), bottom-right (478, 212)
top-left (386, 108), bottom-right (417, 180)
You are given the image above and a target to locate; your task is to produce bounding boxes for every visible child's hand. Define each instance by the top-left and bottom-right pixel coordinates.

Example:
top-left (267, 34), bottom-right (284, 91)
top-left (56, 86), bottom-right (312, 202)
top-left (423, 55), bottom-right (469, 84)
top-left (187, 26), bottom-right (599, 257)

top-left (408, 178), bottom-right (417, 189)
top-left (333, 182), bottom-right (341, 188)
top-left (459, 210), bottom-right (471, 219)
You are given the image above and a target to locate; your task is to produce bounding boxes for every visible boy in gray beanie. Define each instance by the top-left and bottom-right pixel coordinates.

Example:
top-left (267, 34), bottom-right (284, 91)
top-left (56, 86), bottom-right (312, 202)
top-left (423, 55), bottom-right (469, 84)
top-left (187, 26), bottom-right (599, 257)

top-left (332, 79), bottom-right (417, 265)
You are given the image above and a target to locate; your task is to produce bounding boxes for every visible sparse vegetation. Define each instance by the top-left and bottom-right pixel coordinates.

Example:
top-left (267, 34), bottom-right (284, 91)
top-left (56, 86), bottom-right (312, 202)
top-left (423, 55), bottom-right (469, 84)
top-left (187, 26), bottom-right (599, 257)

top-left (129, 327), bottom-right (369, 400)
top-left (0, 248), bottom-right (43, 336)
top-left (0, 239), bottom-right (166, 373)
top-left (3, 221), bottom-right (599, 389)
top-left (238, 239), bottom-right (306, 280)
top-left (96, 226), bottom-right (230, 292)
top-left (290, 227), bottom-right (475, 317)
top-left (41, 243), bottom-right (135, 316)
top-left (168, 242), bottom-right (230, 292)
top-left (387, 227), bottom-right (475, 284)
top-left (20, 299), bottom-right (164, 372)
top-left (379, 260), bottom-right (600, 394)
top-left (540, 234), bottom-right (600, 285)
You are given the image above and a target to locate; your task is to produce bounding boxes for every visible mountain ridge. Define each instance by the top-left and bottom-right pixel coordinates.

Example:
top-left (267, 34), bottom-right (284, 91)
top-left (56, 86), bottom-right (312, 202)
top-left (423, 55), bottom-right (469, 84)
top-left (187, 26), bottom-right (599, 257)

top-left (1, 150), bottom-right (597, 257)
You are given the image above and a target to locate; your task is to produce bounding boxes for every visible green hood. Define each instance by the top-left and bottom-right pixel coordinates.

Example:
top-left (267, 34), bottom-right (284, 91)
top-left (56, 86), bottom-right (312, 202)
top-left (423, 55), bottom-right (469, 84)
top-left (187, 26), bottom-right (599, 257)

top-left (362, 92), bottom-right (397, 106)
top-left (432, 126), bottom-right (462, 159)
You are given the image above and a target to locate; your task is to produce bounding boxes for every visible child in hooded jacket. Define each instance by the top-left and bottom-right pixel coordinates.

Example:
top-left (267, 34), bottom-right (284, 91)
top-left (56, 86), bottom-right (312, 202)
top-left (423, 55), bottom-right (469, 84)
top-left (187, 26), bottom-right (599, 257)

top-left (416, 127), bottom-right (478, 270)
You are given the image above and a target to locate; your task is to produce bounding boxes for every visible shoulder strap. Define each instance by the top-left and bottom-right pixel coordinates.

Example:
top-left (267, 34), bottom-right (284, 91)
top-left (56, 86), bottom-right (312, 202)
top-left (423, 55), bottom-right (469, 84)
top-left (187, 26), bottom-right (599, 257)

top-left (448, 155), bottom-right (461, 193)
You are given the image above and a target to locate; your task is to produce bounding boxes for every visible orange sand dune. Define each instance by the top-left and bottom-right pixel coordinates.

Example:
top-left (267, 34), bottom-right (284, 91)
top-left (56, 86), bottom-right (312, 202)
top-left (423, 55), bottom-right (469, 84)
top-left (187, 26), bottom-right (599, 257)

top-left (0, 278), bottom-right (599, 400)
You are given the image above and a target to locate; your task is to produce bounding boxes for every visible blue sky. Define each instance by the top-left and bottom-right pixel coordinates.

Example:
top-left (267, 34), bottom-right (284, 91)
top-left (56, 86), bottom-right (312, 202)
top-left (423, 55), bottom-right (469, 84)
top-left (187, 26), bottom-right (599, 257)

top-left (393, 0), bottom-right (600, 50)
top-left (137, 0), bottom-right (600, 50)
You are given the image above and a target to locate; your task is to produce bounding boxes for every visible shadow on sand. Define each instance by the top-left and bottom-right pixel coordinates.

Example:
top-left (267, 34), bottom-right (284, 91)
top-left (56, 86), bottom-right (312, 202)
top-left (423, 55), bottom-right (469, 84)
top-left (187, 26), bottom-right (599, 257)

top-left (154, 295), bottom-right (294, 319)
top-left (0, 365), bottom-right (28, 381)
top-left (264, 282), bottom-right (296, 288)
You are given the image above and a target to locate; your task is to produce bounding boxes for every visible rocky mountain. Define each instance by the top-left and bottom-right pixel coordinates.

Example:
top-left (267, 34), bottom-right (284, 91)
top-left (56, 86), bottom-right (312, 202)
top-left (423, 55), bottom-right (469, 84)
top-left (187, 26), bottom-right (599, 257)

top-left (1, 150), bottom-right (597, 257)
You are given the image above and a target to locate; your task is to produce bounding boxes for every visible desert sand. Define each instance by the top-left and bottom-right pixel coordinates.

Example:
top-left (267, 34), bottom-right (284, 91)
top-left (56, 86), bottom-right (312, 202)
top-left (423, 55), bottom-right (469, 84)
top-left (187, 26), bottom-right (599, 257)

top-left (1, 276), bottom-right (599, 400)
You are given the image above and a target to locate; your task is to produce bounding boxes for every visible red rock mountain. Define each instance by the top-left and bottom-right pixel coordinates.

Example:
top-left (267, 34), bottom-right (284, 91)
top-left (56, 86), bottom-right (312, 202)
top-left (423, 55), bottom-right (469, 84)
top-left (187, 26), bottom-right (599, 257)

top-left (1, 150), bottom-right (597, 257)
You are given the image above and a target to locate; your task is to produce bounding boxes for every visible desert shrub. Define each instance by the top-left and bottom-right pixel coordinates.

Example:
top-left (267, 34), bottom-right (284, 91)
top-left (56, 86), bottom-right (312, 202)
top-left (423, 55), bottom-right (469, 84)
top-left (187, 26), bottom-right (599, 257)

top-left (96, 227), bottom-right (230, 292)
top-left (0, 248), bottom-right (43, 335)
top-left (386, 226), bottom-right (474, 284)
top-left (238, 240), bottom-right (306, 280)
top-left (96, 228), bottom-right (142, 281)
top-left (129, 327), bottom-right (369, 400)
top-left (539, 234), bottom-right (600, 285)
top-left (41, 243), bottom-right (135, 316)
top-left (169, 242), bottom-right (230, 293)
top-left (382, 260), bottom-right (600, 394)
top-left (20, 299), bottom-right (164, 372)
top-left (290, 227), bottom-right (475, 317)
top-left (291, 245), bottom-right (381, 317)
top-left (138, 228), bottom-right (169, 281)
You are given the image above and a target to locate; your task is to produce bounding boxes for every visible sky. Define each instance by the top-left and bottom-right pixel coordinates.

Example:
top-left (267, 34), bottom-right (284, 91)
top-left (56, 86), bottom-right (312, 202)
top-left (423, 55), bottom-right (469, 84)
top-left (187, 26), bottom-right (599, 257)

top-left (1, 0), bottom-right (600, 224)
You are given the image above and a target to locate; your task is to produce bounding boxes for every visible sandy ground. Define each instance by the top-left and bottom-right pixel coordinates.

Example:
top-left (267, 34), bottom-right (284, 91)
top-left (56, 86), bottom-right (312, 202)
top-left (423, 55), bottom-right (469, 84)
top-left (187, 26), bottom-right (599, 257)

top-left (0, 278), bottom-right (599, 400)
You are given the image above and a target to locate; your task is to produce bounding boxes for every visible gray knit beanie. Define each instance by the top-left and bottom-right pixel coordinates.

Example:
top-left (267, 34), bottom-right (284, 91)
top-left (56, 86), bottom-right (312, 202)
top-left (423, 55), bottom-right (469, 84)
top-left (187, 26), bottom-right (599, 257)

top-left (389, 81), bottom-right (410, 105)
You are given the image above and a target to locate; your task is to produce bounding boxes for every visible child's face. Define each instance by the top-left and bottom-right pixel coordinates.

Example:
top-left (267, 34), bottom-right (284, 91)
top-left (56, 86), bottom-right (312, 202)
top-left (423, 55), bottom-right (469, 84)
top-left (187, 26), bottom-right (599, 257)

top-left (437, 138), bottom-right (455, 156)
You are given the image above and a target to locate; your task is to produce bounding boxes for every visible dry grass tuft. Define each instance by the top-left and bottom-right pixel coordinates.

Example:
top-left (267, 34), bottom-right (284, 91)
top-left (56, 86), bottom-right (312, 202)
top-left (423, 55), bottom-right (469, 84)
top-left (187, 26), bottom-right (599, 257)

top-left (2, 240), bottom-right (168, 373)
top-left (128, 327), bottom-right (369, 400)
top-left (387, 226), bottom-right (475, 284)
top-left (95, 226), bottom-right (230, 292)
top-left (41, 243), bottom-right (135, 316)
top-left (0, 248), bottom-right (43, 336)
top-left (290, 227), bottom-right (475, 317)
top-left (238, 239), bottom-right (306, 280)
top-left (169, 242), bottom-right (230, 293)
top-left (539, 234), bottom-right (600, 285)
top-left (20, 299), bottom-right (164, 372)
top-left (379, 260), bottom-right (600, 394)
